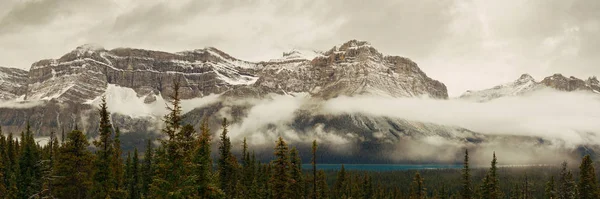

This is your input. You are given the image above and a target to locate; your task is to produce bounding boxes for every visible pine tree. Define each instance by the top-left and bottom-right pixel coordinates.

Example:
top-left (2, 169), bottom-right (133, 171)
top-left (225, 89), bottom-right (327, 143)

top-left (461, 149), bottom-right (472, 199)
top-left (51, 130), bottom-right (94, 198)
top-left (316, 170), bottom-right (329, 199)
top-left (333, 164), bottom-right (348, 199)
top-left (125, 151), bottom-right (132, 197)
top-left (241, 137), bottom-right (253, 195)
top-left (92, 96), bottom-right (114, 198)
top-left (195, 117), bottom-right (221, 198)
top-left (5, 133), bottom-right (18, 198)
top-left (128, 148), bottom-right (141, 199)
top-left (546, 176), bottom-right (557, 199)
top-left (141, 139), bottom-right (154, 197)
top-left (558, 161), bottom-right (576, 199)
top-left (111, 127), bottom-right (127, 197)
top-left (481, 152), bottom-right (501, 199)
top-left (312, 140), bottom-right (318, 199)
top-left (290, 147), bottom-right (305, 199)
top-left (0, 132), bottom-right (6, 198)
top-left (17, 122), bottom-right (42, 198)
top-left (523, 175), bottom-right (532, 199)
top-left (218, 117), bottom-right (236, 196)
top-left (271, 137), bottom-right (291, 199)
top-left (409, 172), bottom-right (426, 199)
top-left (149, 79), bottom-right (197, 197)
top-left (578, 155), bottom-right (599, 199)
top-left (361, 173), bottom-right (374, 199)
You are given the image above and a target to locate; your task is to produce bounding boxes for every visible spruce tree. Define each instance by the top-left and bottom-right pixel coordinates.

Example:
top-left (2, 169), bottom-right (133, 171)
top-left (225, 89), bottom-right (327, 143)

top-left (124, 152), bottom-right (132, 197)
top-left (51, 130), bottom-right (94, 198)
top-left (0, 133), bottom-right (6, 198)
top-left (409, 172), bottom-right (426, 199)
top-left (578, 155), bottom-right (599, 199)
top-left (546, 176), bottom-right (557, 199)
top-left (461, 149), bottom-right (472, 199)
top-left (92, 96), bottom-right (114, 198)
top-left (481, 152), bottom-right (501, 199)
top-left (128, 148), bottom-right (141, 199)
top-left (290, 147), bottom-right (305, 199)
top-left (558, 161), bottom-right (576, 199)
top-left (241, 137), bottom-right (253, 195)
top-left (141, 139), bottom-right (154, 197)
top-left (316, 170), bottom-right (329, 199)
top-left (111, 127), bottom-right (126, 197)
top-left (5, 133), bottom-right (18, 198)
top-left (218, 117), bottom-right (236, 196)
top-left (333, 164), bottom-right (348, 199)
top-left (271, 137), bottom-right (291, 199)
top-left (361, 173), bottom-right (374, 199)
top-left (149, 79), bottom-right (197, 197)
top-left (17, 122), bottom-right (42, 198)
top-left (312, 140), bottom-right (318, 199)
top-left (195, 117), bottom-right (221, 197)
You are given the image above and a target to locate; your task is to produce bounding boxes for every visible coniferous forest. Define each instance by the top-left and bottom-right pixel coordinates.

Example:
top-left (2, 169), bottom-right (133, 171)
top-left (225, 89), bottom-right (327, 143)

top-left (1, 82), bottom-right (600, 199)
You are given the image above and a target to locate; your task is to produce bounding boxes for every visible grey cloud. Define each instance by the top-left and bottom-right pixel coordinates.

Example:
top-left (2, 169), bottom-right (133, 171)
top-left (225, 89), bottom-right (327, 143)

top-left (0, 0), bottom-right (599, 97)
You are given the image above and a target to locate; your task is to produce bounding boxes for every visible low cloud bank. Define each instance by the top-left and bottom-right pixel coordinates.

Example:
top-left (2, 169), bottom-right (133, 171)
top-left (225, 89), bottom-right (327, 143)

top-left (323, 89), bottom-right (600, 147)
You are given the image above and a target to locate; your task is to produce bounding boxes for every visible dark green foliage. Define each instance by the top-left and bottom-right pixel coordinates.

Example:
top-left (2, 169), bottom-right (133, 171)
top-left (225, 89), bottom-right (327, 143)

top-left (149, 79), bottom-right (198, 198)
top-left (194, 117), bottom-right (222, 198)
top-left (128, 148), bottom-right (141, 199)
top-left (316, 170), bottom-right (329, 199)
top-left (218, 117), bottom-right (238, 197)
top-left (51, 130), bottom-right (94, 198)
top-left (409, 172), bottom-right (426, 199)
top-left (333, 164), bottom-right (348, 199)
top-left (111, 127), bottom-right (127, 197)
top-left (546, 176), bottom-right (557, 199)
top-left (92, 96), bottom-right (114, 198)
top-left (578, 155), bottom-right (599, 199)
top-left (17, 122), bottom-right (42, 198)
top-left (0, 132), bottom-right (7, 198)
top-left (481, 152), bottom-right (501, 199)
top-left (558, 161), bottom-right (576, 199)
top-left (461, 149), bottom-right (472, 199)
top-left (289, 147), bottom-right (305, 199)
top-left (312, 140), bottom-right (318, 199)
top-left (271, 137), bottom-right (291, 199)
top-left (141, 139), bottom-right (154, 197)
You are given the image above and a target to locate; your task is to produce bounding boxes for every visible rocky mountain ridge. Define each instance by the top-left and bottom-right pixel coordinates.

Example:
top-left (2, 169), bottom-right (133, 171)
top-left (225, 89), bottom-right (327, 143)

top-left (460, 73), bottom-right (600, 102)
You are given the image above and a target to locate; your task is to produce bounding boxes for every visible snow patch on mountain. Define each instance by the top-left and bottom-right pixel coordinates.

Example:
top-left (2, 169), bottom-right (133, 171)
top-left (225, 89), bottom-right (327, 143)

top-left (85, 84), bottom-right (221, 118)
top-left (460, 74), bottom-right (540, 102)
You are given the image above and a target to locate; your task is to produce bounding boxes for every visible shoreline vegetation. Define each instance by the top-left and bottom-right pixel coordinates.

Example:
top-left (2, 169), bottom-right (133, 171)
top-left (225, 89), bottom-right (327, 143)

top-left (1, 81), bottom-right (599, 198)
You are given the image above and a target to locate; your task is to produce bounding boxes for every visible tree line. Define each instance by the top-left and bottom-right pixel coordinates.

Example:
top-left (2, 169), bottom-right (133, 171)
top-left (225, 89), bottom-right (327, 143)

top-left (1, 81), bottom-right (599, 198)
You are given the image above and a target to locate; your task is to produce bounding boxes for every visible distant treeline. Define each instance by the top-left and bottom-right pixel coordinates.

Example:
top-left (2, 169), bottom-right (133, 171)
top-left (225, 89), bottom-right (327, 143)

top-left (1, 81), bottom-right (599, 199)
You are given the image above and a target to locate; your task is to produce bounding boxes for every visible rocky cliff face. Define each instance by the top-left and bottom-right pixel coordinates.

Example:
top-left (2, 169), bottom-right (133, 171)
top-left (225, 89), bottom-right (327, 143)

top-left (0, 67), bottom-right (28, 101)
top-left (0, 40), bottom-right (448, 136)
top-left (255, 40), bottom-right (447, 99)
top-left (460, 73), bottom-right (600, 101)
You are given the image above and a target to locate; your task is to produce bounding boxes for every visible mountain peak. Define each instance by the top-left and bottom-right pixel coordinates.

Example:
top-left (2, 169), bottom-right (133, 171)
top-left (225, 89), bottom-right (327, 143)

top-left (339, 39), bottom-right (372, 50)
top-left (74, 44), bottom-right (105, 52)
top-left (516, 73), bottom-right (535, 83)
top-left (322, 39), bottom-right (381, 60)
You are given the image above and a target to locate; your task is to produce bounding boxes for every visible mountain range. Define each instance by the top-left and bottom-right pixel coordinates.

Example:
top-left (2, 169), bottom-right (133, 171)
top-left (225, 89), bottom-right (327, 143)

top-left (0, 40), bottom-right (597, 163)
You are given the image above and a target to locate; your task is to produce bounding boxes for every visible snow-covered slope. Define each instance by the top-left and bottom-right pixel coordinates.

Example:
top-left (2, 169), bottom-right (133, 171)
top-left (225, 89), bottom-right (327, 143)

top-left (460, 73), bottom-right (600, 102)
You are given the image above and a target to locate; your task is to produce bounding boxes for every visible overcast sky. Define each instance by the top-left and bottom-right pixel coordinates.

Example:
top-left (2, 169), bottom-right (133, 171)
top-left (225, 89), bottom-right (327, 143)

top-left (0, 0), bottom-right (598, 96)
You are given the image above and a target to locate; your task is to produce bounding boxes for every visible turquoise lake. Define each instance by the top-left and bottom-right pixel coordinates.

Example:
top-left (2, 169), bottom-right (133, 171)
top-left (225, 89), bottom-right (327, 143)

top-left (301, 164), bottom-right (463, 171)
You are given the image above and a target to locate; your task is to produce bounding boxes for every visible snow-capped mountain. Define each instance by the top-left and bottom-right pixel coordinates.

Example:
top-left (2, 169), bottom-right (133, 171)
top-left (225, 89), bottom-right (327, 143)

top-left (0, 40), bottom-right (592, 163)
top-left (460, 73), bottom-right (600, 102)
